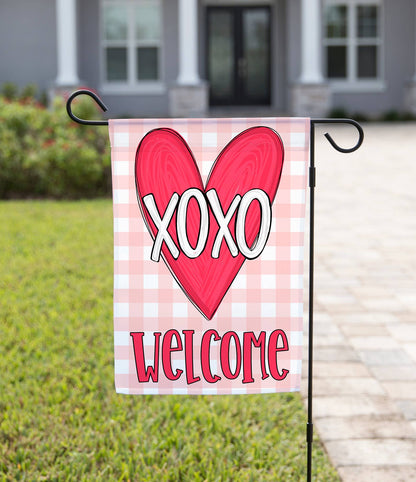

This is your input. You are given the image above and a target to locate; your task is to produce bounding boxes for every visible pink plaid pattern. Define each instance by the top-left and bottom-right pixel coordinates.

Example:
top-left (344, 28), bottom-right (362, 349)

top-left (109, 117), bottom-right (309, 395)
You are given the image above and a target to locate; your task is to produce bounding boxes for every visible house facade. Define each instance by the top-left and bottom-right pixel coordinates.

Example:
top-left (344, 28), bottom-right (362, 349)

top-left (1, 0), bottom-right (416, 118)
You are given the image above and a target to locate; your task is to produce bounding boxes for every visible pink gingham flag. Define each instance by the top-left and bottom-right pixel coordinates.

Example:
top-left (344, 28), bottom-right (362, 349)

top-left (109, 117), bottom-right (309, 395)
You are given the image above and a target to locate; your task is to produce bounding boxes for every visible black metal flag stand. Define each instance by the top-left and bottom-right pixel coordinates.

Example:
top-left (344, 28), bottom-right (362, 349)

top-left (307, 120), bottom-right (363, 481)
top-left (66, 91), bottom-right (364, 481)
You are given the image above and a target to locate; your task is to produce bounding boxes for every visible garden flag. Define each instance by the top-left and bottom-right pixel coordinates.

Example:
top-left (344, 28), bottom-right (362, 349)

top-left (109, 117), bottom-right (309, 395)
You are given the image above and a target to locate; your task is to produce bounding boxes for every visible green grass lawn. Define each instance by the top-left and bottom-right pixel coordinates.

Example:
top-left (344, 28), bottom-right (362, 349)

top-left (0, 201), bottom-right (339, 481)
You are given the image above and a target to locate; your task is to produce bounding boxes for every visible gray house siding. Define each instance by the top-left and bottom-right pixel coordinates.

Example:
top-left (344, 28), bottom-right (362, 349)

top-left (0, 0), bottom-right (56, 94)
top-left (379, 0), bottom-right (414, 113)
top-left (286, 0), bottom-right (301, 85)
top-left (271, 0), bottom-right (288, 112)
top-left (78, 0), bottom-right (100, 90)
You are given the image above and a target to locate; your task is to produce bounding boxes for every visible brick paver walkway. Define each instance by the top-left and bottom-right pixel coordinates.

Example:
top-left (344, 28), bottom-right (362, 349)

top-left (301, 122), bottom-right (416, 481)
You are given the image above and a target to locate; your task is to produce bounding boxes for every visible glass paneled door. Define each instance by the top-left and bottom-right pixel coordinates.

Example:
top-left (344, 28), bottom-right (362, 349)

top-left (207, 6), bottom-right (271, 106)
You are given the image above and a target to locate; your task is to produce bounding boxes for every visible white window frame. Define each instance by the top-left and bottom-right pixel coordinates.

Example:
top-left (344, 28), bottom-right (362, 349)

top-left (202, 0), bottom-right (274, 4)
top-left (100, 0), bottom-right (165, 95)
top-left (323, 0), bottom-right (385, 93)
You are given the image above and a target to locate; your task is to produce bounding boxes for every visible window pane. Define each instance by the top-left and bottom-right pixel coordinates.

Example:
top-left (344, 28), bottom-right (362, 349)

top-left (104, 6), bottom-right (127, 41)
top-left (137, 47), bottom-right (159, 80)
top-left (243, 9), bottom-right (270, 102)
top-left (357, 6), bottom-right (378, 38)
top-left (106, 47), bottom-right (127, 81)
top-left (327, 46), bottom-right (347, 78)
top-left (135, 4), bottom-right (161, 41)
top-left (208, 11), bottom-right (234, 100)
top-left (325, 6), bottom-right (347, 38)
top-left (358, 45), bottom-right (377, 78)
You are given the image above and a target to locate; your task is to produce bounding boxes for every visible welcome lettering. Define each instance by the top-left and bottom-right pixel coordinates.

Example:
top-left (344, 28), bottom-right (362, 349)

top-left (130, 329), bottom-right (289, 385)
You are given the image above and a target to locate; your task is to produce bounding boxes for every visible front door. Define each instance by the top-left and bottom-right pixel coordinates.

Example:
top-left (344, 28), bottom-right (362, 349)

top-left (207, 6), bottom-right (271, 106)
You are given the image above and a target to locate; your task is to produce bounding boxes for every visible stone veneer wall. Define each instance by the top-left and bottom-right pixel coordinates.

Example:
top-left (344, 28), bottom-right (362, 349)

top-left (169, 83), bottom-right (209, 118)
top-left (404, 81), bottom-right (416, 115)
top-left (291, 83), bottom-right (331, 117)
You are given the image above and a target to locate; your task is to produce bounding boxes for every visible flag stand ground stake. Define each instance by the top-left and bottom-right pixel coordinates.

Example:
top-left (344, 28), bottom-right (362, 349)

top-left (66, 91), bottom-right (364, 480)
top-left (307, 120), bottom-right (363, 481)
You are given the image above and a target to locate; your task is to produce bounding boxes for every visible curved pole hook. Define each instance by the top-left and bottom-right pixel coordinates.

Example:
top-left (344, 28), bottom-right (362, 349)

top-left (311, 118), bottom-right (364, 153)
top-left (66, 89), bottom-right (108, 126)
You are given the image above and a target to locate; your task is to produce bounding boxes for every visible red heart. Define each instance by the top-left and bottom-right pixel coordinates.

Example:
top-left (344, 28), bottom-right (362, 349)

top-left (135, 126), bottom-right (284, 320)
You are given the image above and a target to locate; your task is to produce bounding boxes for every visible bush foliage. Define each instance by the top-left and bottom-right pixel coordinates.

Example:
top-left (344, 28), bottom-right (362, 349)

top-left (0, 94), bottom-right (110, 198)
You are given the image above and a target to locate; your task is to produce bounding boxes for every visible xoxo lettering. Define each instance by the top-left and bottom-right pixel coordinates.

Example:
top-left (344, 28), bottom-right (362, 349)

top-left (142, 188), bottom-right (272, 261)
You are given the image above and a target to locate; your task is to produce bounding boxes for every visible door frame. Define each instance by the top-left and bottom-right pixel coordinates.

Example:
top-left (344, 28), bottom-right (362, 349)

top-left (206, 5), bottom-right (272, 106)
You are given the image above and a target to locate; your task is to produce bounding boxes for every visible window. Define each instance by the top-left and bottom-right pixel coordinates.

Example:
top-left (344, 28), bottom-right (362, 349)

top-left (324, 1), bottom-right (382, 86)
top-left (102, 0), bottom-right (163, 90)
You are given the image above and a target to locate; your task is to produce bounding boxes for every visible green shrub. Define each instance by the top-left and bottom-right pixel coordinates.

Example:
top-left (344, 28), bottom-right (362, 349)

top-left (0, 95), bottom-right (110, 199)
top-left (20, 83), bottom-right (38, 100)
top-left (351, 112), bottom-right (369, 123)
top-left (328, 107), bottom-right (349, 119)
top-left (1, 82), bottom-right (19, 100)
top-left (381, 109), bottom-right (401, 122)
top-left (380, 109), bottom-right (416, 122)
